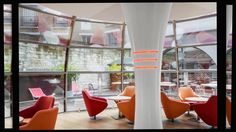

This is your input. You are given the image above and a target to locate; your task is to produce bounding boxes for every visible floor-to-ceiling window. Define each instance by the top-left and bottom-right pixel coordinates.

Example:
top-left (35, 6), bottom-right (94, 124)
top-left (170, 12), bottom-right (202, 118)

top-left (19, 4), bottom-right (72, 113)
top-left (4, 4), bottom-right (12, 128)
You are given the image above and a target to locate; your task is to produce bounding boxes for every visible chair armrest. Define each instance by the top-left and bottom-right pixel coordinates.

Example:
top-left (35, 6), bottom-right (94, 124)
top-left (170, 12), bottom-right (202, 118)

top-left (91, 96), bottom-right (107, 102)
top-left (19, 106), bottom-right (37, 118)
top-left (90, 98), bottom-right (108, 110)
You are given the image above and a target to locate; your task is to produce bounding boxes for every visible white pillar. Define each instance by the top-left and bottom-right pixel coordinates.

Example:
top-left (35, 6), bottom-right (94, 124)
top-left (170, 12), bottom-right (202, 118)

top-left (121, 3), bottom-right (172, 129)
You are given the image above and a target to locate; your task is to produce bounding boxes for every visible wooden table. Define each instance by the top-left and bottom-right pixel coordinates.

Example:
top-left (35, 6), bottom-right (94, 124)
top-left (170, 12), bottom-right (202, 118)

top-left (106, 95), bottom-right (131, 120)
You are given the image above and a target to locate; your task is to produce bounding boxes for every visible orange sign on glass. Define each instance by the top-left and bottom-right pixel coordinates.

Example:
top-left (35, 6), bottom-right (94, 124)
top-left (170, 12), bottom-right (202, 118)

top-left (133, 50), bottom-right (159, 54)
top-left (133, 58), bottom-right (158, 62)
top-left (134, 66), bottom-right (159, 69)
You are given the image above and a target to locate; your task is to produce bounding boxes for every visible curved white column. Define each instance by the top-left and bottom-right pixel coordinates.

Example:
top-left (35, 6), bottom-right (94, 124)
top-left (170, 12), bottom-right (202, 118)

top-left (121, 3), bottom-right (172, 129)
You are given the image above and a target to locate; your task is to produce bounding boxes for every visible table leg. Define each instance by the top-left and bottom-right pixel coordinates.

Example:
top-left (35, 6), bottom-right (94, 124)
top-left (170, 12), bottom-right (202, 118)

top-left (111, 110), bottom-right (122, 120)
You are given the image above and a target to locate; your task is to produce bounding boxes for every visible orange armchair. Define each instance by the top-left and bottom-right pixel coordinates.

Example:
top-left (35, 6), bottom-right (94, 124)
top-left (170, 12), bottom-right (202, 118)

top-left (119, 86), bottom-right (135, 97)
top-left (20, 107), bottom-right (58, 130)
top-left (161, 92), bottom-right (190, 122)
top-left (117, 95), bottom-right (135, 123)
top-left (178, 87), bottom-right (199, 102)
top-left (115, 86), bottom-right (135, 104)
top-left (226, 96), bottom-right (231, 126)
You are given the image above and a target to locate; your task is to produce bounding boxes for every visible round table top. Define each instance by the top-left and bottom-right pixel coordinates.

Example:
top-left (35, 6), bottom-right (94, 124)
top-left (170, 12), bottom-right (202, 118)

top-left (19, 116), bottom-right (24, 122)
top-left (201, 83), bottom-right (217, 88)
top-left (106, 95), bottom-right (131, 101)
top-left (185, 97), bottom-right (209, 102)
top-left (160, 82), bottom-right (176, 87)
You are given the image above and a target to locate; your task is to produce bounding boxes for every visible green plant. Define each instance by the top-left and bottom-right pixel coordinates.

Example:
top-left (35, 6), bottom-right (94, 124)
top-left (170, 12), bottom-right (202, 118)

top-left (51, 64), bottom-right (80, 82)
top-left (108, 64), bottom-right (121, 71)
top-left (4, 64), bottom-right (11, 72)
top-left (124, 72), bottom-right (134, 79)
top-left (68, 65), bottom-right (80, 82)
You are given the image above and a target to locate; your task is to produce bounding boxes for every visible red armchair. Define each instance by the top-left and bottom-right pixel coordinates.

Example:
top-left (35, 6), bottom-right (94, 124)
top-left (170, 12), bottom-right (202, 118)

top-left (82, 90), bottom-right (108, 119)
top-left (192, 95), bottom-right (217, 128)
top-left (19, 96), bottom-right (55, 118)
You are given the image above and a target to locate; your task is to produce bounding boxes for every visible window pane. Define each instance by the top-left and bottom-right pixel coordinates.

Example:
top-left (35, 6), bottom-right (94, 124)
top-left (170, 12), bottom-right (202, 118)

top-left (179, 71), bottom-right (217, 97)
top-left (4, 43), bottom-right (12, 73)
top-left (161, 72), bottom-right (177, 97)
top-left (124, 49), bottom-right (133, 71)
top-left (4, 12), bottom-right (12, 44)
top-left (19, 7), bottom-right (72, 46)
top-left (71, 21), bottom-right (123, 48)
top-left (19, 75), bottom-right (65, 112)
top-left (68, 48), bottom-right (121, 71)
top-left (66, 73), bottom-right (120, 111)
top-left (176, 16), bottom-right (216, 45)
top-left (162, 48), bottom-right (176, 70)
top-left (4, 75), bottom-right (12, 118)
top-left (178, 47), bottom-right (216, 69)
top-left (226, 48), bottom-right (232, 97)
top-left (19, 42), bottom-right (66, 72)
top-left (4, 5), bottom-right (12, 128)
top-left (227, 35), bottom-right (232, 48)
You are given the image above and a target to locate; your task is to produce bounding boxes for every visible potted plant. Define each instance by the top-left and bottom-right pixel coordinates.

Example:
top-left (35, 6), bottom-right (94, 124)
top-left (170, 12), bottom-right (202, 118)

top-left (51, 64), bottom-right (80, 91)
top-left (108, 64), bottom-right (121, 91)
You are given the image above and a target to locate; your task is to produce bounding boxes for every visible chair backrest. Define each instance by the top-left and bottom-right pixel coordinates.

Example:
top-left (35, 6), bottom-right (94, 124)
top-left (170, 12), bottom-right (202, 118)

top-left (34, 96), bottom-right (55, 110)
top-left (161, 92), bottom-right (171, 113)
top-left (121, 86), bottom-right (135, 97)
top-left (82, 90), bottom-right (92, 109)
top-left (194, 95), bottom-right (217, 127)
top-left (29, 87), bottom-right (46, 99)
top-left (226, 96), bottom-right (231, 126)
top-left (178, 87), bottom-right (198, 100)
top-left (20, 107), bottom-right (58, 130)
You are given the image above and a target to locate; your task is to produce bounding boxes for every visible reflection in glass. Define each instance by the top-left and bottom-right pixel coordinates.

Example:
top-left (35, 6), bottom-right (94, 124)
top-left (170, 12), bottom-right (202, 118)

top-left (71, 21), bottom-right (123, 48)
top-left (19, 7), bottom-right (72, 45)
top-left (4, 12), bottom-right (12, 44)
top-left (176, 16), bottom-right (216, 45)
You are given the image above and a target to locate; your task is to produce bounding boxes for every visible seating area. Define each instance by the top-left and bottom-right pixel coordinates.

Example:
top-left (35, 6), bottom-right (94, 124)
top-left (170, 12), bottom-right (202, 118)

top-left (3, 3), bottom-right (233, 130)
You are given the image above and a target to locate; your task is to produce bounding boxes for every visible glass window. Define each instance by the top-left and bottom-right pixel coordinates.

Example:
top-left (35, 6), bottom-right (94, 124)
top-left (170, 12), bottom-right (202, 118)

top-left (19, 75), bottom-right (65, 112)
top-left (4, 12), bottom-right (12, 44)
top-left (178, 47), bottom-right (216, 70)
top-left (227, 35), bottom-right (232, 48)
top-left (162, 48), bottom-right (176, 70)
top-left (19, 7), bottom-right (72, 46)
top-left (68, 48), bottom-right (121, 71)
top-left (4, 75), bottom-right (12, 118)
top-left (4, 5), bottom-right (12, 128)
top-left (176, 16), bottom-right (216, 45)
top-left (19, 42), bottom-right (66, 72)
top-left (164, 23), bottom-right (175, 48)
top-left (71, 20), bottom-right (123, 48)
top-left (66, 73), bottom-right (121, 111)
top-left (226, 49), bottom-right (232, 97)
